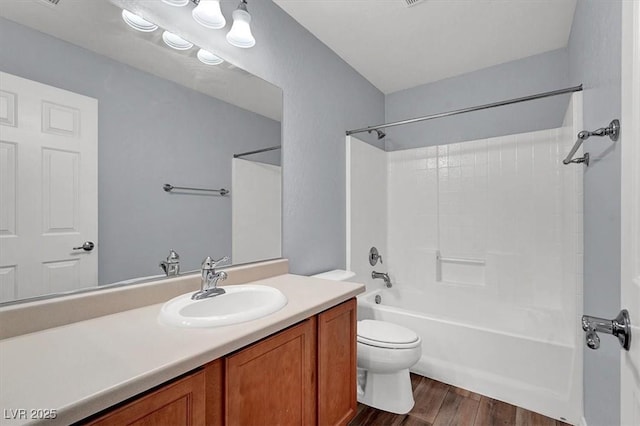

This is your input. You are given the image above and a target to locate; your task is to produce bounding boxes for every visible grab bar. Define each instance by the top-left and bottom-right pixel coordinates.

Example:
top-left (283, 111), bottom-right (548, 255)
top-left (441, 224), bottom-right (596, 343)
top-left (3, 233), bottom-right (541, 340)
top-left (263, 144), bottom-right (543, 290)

top-left (436, 252), bottom-right (486, 266)
top-left (563, 119), bottom-right (620, 166)
top-left (435, 251), bottom-right (485, 282)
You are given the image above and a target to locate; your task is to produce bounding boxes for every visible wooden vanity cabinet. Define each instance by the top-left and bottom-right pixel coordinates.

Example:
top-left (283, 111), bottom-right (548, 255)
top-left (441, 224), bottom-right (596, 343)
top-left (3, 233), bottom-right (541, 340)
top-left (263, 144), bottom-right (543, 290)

top-left (218, 299), bottom-right (356, 426)
top-left (86, 370), bottom-right (206, 426)
top-left (225, 318), bottom-right (317, 426)
top-left (83, 298), bottom-right (357, 426)
top-left (317, 298), bottom-right (357, 426)
top-left (204, 359), bottom-right (224, 426)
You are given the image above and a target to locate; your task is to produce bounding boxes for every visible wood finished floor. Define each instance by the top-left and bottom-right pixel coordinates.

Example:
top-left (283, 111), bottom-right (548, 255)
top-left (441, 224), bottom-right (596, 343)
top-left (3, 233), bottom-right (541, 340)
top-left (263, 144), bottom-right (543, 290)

top-left (349, 374), bottom-right (571, 426)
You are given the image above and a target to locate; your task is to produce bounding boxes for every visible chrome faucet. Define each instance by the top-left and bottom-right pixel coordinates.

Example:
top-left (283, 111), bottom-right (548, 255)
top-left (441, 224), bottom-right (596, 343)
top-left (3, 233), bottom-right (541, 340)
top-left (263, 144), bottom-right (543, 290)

top-left (192, 256), bottom-right (230, 300)
top-left (159, 249), bottom-right (180, 277)
top-left (372, 271), bottom-right (392, 288)
top-left (581, 309), bottom-right (631, 351)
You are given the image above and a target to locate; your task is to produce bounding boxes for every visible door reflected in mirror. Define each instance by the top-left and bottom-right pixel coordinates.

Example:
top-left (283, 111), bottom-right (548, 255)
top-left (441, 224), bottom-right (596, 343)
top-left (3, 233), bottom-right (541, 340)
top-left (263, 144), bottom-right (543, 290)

top-left (0, 0), bottom-right (283, 305)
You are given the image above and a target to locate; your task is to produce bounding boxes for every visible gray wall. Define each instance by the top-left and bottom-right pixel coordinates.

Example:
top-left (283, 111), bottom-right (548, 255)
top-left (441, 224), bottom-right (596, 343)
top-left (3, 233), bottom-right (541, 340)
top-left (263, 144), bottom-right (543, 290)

top-left (131, 0), bottom-right (386, 275)
top-left (384, 48), bottom-right (570, 150)
top-left (568, 1), bottom-right (622, 425)
top-left (0, 17), bottom-right (281, 284)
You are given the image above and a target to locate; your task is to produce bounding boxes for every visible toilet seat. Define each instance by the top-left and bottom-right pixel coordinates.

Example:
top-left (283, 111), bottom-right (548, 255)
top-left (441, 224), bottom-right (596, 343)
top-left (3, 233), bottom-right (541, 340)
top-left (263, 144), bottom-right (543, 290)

top-left (357, 320), bottom-right (421, 349)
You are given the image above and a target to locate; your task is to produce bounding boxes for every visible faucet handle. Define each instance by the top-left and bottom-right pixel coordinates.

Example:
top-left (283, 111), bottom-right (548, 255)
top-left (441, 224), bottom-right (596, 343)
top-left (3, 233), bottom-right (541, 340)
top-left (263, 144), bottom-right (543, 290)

top-left (369, 247), bottom-right (383, 266)
top-left (202, 256), bottom-right (230, 270)
top-left (212, 256), bottom-right (230, 267)
top-left (167, 249), bottom-right (179, 262)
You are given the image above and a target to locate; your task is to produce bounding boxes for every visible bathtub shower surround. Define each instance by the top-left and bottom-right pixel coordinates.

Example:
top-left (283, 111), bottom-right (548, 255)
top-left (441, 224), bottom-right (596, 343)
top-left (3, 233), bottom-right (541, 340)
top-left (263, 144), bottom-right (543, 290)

top-left (346, 137), bottom-right (388, 291)
top-left (387, 126), bottom-right (582, 334)
top-left (347, 94), bottom-right (583, 423)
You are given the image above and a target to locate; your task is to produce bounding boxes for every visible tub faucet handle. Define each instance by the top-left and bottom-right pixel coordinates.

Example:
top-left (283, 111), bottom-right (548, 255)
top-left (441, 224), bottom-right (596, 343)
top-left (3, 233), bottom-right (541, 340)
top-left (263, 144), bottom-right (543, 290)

top-left (581, 309), bottom-right (631, 351)
top-left (585, 330), bottom-right (600, 350)
top-left (369, 247), bottom-right (383, 266)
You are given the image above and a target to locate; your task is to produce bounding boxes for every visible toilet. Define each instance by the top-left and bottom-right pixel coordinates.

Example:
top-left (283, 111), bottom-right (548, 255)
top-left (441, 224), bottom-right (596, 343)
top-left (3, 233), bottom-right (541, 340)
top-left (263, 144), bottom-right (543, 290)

top-left (311, 270), bottom-right (422, 415)
top-left (356, 319), bottom-right (421, 414)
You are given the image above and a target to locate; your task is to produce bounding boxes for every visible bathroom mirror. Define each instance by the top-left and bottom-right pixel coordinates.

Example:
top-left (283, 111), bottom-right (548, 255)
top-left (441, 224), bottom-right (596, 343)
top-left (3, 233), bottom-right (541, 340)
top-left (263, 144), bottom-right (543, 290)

top-left (0, 0), bottom-right (283, 304)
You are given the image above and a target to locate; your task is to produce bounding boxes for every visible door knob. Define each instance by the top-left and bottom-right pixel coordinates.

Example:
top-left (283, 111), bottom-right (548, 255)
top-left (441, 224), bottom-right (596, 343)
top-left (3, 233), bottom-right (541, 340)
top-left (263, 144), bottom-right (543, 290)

top-left (72, 241), bottom-right (95, 252)
top-left (582, 309), bottom-right (631, 351)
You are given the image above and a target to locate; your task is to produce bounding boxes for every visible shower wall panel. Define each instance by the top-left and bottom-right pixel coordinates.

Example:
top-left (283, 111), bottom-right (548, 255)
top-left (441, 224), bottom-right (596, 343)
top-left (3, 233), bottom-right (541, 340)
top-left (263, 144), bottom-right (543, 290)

top-left (386, 126), bottom-right (583, 343)
top-left (346, 137), bottom-right (387, 293)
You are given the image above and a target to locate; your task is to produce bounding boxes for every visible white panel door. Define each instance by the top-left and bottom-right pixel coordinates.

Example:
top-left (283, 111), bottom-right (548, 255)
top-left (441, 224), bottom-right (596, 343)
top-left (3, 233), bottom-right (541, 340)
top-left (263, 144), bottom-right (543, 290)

top-left (0, 72), bottom-right (98, 302)
top-left (621, 1), bottom-right (640, 424)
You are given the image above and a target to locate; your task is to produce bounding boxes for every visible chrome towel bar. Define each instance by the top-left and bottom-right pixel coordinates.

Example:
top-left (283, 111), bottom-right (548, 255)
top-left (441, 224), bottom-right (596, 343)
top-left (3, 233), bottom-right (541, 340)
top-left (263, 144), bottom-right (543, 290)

top-left (563, 119), bottom-right (620, 166)
top-left (233, 145), bottom-right (281, 158)
top-left (163, 184), bottom-right (229, 196)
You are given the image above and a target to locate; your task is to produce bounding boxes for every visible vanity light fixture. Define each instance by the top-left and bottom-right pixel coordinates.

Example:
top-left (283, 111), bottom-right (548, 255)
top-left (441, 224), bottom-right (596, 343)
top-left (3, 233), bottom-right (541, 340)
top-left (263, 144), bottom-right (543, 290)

top-left (192, 0), bottom-right (226, 29)
top-left (120, 0), bottom-right (250, 66)
top-left (162, 30), bottom-right (194, 50)
top-left (121, 10), bottom-right (158, 32)
top-left (142, 0), bottom-right (257, 49)
top-left (226, 0), bottom-right (256, 48)
top-left (197, 49), bottom-right (224, 65)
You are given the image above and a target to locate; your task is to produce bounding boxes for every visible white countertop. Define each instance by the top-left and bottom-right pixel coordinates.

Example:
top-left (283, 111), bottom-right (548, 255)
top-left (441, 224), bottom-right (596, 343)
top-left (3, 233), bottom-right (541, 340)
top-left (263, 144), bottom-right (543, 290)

top-left (0, 274), bottom-right (364, 426)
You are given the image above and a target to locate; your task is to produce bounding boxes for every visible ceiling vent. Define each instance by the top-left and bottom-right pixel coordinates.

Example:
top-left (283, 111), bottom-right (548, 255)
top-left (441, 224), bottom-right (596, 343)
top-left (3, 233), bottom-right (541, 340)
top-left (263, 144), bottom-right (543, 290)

top-left (38, 0), bottom-right (60, 6)
top-left (402, 0), bottom-right (426, 7)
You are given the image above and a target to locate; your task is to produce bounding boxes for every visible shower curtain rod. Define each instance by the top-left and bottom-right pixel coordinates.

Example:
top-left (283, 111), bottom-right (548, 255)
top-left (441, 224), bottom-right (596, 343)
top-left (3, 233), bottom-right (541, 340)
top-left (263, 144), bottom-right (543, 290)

top-left (345, 84), bottom-right (583, 136)
top-left (233, 145), bottom-right (281, 158)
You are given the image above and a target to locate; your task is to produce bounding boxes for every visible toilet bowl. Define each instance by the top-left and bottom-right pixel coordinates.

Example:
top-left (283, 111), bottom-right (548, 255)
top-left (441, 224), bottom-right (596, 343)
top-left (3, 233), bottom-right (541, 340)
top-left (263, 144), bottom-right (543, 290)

top-left (310, 270), bottom-right (422, 415)
top-left (357, 319), bottom-right (422, 414)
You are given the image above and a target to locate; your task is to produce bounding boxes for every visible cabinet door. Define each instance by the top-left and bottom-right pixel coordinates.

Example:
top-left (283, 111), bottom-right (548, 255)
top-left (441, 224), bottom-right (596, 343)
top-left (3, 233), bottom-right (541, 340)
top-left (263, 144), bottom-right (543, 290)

top-left (317, 298), bottom-right (357, 426)
top-left (87, 370), bottom-right (205, 426)
top-left (204, 358), bottom-right (224, 426)
top-left (226, 319), bottom-right (317, 426)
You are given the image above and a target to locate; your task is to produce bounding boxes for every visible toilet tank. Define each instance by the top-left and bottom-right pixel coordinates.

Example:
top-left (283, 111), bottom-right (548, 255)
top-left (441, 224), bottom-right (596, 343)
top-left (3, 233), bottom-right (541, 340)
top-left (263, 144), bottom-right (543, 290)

top-left (311, 269), bottom-right (356, 281)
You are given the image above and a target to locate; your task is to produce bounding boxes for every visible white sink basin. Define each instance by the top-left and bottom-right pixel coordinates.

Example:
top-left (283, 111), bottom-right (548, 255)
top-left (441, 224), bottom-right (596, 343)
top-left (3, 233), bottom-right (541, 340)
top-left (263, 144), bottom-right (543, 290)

top-left (159, 285), bottom-right (288, 328)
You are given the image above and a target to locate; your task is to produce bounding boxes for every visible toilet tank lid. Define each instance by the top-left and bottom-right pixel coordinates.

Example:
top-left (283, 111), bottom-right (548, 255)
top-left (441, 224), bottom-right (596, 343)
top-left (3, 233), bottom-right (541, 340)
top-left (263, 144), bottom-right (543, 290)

top-left (311, 269), bottom-right (356, 281)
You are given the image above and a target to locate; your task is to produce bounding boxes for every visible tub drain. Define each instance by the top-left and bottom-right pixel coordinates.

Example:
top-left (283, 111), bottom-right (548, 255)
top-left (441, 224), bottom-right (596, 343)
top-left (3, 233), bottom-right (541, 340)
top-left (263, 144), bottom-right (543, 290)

top-left (374, 295), bottom-right (382, 304)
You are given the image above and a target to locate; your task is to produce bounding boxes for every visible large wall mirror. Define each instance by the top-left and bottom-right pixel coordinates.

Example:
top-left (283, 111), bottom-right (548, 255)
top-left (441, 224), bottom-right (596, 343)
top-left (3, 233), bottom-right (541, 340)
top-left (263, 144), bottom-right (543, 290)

top-left (0, 0), bottom-right (283, 305)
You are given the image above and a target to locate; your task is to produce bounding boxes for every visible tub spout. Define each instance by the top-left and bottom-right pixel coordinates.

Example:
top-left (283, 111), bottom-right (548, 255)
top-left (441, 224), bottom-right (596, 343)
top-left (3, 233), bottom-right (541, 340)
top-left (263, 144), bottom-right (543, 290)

top-left (372, 271), bottom-right (392, 288)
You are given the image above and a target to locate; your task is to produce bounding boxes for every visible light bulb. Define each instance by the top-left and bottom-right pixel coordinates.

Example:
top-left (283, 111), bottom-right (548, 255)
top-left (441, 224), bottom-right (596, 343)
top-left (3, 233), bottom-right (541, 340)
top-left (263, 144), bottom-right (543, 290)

top-left (192, 0), bottom-right (226, 29)
top-left (162, 31), bottom-right (194, 50)
top-left (226, 1), bottom-right (255, 48)
top-left (162, 0), bottom-right (189, 6)
top-left (121, 10), bottom-right (158, 32)
top-left (197, 49), bottom-right (224, 65)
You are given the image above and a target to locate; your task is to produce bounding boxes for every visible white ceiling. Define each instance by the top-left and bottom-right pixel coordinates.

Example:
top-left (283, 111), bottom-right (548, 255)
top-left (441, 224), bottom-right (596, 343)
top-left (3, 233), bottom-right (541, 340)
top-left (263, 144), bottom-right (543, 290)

top-left (0, 0), bottom-right (282, 121)
top-left (274, 0), bottom-right (577, 94)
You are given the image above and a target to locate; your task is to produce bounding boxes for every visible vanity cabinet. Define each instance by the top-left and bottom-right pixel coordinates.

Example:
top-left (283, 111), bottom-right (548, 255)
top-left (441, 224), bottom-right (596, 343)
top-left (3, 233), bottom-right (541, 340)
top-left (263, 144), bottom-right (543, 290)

top-left (220, 298), bottom-right (357, 426)
top-left (83, 298), bottom-right (356, 426)
top-left (317, 299), bottom-right (357, 426)
top-left (86, 370), bottom-right (206, 426)
top-left (225, 318), bottom-right (317, 425)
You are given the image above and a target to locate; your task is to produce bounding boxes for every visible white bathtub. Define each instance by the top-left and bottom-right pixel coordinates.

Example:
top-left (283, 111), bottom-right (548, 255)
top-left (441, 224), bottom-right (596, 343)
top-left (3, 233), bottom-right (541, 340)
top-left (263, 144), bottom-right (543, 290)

top-left (357, 288), bottom-right (582, 425)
